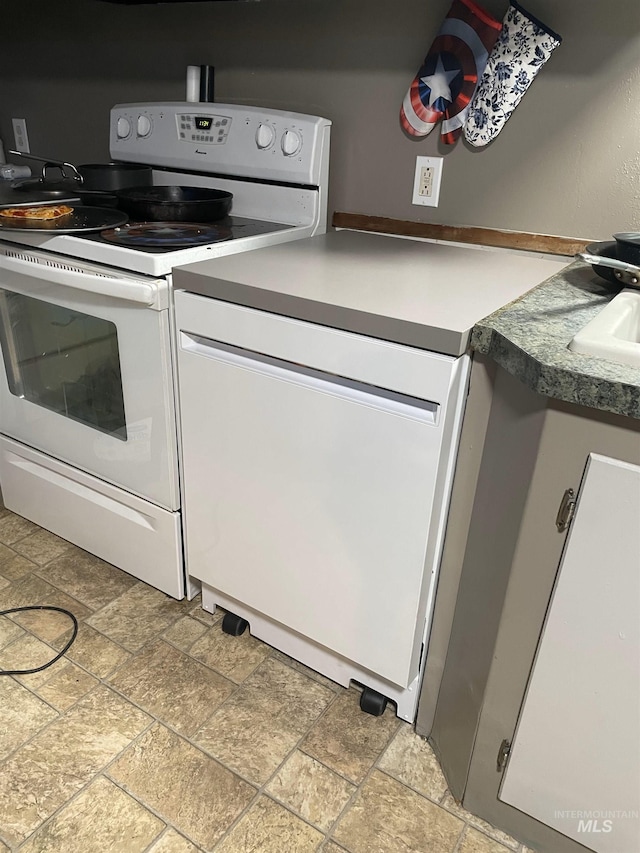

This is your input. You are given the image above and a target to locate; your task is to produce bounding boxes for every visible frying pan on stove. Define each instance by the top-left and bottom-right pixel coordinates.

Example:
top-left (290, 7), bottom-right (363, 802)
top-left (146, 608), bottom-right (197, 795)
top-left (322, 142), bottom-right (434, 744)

top-left (114, 186), bottom-right (233, 223)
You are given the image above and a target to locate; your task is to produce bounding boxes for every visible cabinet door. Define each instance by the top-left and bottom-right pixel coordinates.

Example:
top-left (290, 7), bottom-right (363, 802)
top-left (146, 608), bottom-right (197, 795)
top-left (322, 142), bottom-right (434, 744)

top-left (499, 453), bottom-right (640, 853)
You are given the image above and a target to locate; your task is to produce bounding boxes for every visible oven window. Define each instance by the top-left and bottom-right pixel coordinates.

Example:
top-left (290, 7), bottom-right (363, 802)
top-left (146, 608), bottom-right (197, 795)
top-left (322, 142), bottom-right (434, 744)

top-left (0, 290), bottom-right (127, 440)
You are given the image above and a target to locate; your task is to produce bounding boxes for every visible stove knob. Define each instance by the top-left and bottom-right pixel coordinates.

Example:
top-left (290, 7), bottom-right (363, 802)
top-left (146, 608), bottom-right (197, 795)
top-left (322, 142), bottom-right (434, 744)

top-left (281, 129), bottom-right (302, 157)
top-left (137, 115), bottom-right (152, 138)
top-left (255, 123), bottom-right (275, 149)
top-left (116, 117), bottom-right (131, 139)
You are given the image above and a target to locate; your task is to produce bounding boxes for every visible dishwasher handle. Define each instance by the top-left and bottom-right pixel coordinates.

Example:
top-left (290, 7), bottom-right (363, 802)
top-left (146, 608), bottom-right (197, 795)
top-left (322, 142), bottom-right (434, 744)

top-left (181, 331), bottom-right (439, 425)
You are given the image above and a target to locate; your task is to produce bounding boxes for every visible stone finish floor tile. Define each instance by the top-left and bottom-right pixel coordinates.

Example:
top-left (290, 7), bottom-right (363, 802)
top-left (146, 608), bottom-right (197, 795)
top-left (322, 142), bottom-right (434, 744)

top-left (302, 688), bottom-right (400, 784)
top-left (243, 656), bottom-right (335, 729)
top-left (0, 615), bottom-right (24, 650)
top-left (19, 776), bottom-right (164, 853)
top-left (147, 828), bottom-right (203, 853)
top-left (378, 724), bottom-right (448, 802)
top-left (0, 685), bottom-right (151, 847)
top-left (0, 678), bottom-right (58, 761)
top-left (1, 633), bottom-right (69, 688)
top-left (333, 769), bottom-right (464, 853)
top-left (11, 529), bottom-right (74, 567)
top-left (9, 594), bottom-right (91, 643)
top-left (216, 795), bottom-right (324, 853)
top-left (0, 512), bottom-right (39, 546)
top-left (107, 639), bottom-right (234, 736)
top-left (458, 826), bottom-right (516, 853)
top-left (266, 749), bottom-right (356, 832)
top-left (108, 723), bottom-right (256, 850)
top-left (193, 656), bottom-right (334, 784)
top-left (0, 573), bottom-right (9, 590)
top-left (440, 794), bottom-right (520, 850)
top-left (162, 615), bottom-right (208, 652)
top-left (0, 542), bottom-right (36, 581)
top-left (189, 622), bottom-right (272, 682)
top-left (86, 583), bottom-right (186, 651)
top-left (50, 622), bottom-right (131, 679)
top-left (0, 573), bottom-right (58, 610)
top-left (35, 662), bottom-right (99, 712)
top-left (193, 687), bottom-right (302, 786)
top-left (40, 549), bottom-right (138, 610)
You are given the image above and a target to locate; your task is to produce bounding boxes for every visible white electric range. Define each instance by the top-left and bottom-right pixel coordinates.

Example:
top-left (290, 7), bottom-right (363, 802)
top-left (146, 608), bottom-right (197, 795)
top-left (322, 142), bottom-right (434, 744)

top-left (0, 102), bottom-right (331, 599)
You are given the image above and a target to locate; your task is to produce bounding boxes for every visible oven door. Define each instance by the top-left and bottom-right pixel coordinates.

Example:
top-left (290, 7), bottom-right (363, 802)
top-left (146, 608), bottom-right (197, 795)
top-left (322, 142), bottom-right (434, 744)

top-left (0, 246), bottom-right (179, 510)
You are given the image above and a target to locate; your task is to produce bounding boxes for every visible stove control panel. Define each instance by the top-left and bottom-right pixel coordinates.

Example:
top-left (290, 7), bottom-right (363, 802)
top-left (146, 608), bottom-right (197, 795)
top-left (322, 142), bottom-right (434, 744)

top-left (177, 113), bottom-right (232, 145)
top-left (110, 102), bottom-right (331, 187)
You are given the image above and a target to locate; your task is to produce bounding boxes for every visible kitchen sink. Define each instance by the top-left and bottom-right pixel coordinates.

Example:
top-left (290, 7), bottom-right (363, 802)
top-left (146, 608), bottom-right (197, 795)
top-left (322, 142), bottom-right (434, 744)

top-left (569, 288), bottom-right (640, 368)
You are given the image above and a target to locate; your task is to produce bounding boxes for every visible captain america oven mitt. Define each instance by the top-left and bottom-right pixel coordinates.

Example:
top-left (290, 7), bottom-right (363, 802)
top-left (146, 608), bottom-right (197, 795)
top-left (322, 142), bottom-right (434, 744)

top-left (464, 2), bottom-right (562, 146)
top-left (400, 0), bottom-right (502, 144)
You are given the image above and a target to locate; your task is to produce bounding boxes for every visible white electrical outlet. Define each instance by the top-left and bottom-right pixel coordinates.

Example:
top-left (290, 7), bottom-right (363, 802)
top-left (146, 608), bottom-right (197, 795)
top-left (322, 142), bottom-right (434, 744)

top-left (12, 118), bottom-right (30, 154)
top-left (412, 155), bottom-right (443, 207)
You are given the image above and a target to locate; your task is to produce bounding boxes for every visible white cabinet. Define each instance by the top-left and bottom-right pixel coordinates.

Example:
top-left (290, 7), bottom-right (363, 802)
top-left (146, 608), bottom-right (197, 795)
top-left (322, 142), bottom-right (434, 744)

top-left (428, 363), bottom-right (640, 853)
top-left (500, 453), bottom-right (640, 853)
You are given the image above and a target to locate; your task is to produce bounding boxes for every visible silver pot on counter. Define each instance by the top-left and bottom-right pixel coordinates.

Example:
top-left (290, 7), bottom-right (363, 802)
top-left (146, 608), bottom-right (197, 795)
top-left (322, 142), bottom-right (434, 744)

top-left (576, 233), bottom-right (640, 288)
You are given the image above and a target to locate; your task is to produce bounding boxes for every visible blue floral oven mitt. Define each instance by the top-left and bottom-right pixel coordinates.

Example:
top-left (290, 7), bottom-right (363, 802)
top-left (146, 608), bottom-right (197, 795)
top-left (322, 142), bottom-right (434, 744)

top-left (464, 1), bottom-right (562, 147)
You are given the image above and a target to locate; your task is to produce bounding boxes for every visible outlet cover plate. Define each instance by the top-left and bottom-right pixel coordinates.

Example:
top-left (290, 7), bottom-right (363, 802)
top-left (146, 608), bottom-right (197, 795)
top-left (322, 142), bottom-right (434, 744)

top-left (412, 155), bottom-right (443, 207)
top-left (12, 118), bottom-right (30, 154)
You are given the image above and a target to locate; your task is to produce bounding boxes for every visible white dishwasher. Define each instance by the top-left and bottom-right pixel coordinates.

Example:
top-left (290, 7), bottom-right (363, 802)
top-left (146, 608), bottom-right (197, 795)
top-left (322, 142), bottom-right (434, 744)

top-left (174, 289), bottom-right (470, 721)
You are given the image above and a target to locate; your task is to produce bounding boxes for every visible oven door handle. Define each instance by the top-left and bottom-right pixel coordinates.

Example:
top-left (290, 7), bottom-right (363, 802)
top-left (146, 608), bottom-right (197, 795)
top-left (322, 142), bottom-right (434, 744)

top-left (0, 252), bottom-right (158, 306)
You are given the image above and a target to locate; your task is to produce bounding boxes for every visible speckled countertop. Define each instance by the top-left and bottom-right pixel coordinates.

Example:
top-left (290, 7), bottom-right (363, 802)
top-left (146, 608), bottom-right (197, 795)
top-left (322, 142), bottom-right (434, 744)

top-left (471, 260), bottom-right (640, 420)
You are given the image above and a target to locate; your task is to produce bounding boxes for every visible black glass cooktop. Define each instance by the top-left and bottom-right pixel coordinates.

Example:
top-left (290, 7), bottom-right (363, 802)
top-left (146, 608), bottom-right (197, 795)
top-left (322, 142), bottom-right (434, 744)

top-left (77, 215), bottom-right (292, 253)
top-left (101, 222), bottom-right (234, 248)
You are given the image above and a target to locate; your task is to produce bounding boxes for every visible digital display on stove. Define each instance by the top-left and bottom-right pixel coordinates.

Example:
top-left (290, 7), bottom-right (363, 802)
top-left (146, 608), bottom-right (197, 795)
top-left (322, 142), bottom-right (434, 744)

top-left (195, 117), bottom-right (213, 130)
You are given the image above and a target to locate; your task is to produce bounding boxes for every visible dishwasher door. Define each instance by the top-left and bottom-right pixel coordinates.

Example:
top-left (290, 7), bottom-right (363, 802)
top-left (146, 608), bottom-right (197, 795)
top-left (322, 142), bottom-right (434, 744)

top-left (176, 295), bottom-right (468, 691)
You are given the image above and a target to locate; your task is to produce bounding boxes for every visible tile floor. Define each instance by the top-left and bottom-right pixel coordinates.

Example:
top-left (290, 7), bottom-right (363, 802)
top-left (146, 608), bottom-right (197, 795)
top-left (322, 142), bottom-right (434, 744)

top-left (0, 504), bottom-right (532, 853)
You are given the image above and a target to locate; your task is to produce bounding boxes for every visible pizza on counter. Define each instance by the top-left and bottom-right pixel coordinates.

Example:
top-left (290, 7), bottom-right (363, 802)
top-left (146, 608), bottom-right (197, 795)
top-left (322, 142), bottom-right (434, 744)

top-left (0, 204), bottom-right (74, 220)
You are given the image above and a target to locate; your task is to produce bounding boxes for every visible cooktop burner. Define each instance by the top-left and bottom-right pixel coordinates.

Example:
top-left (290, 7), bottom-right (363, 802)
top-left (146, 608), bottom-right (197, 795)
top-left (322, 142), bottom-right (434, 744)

top-left (101, 222), bottom-right (233, 248)
top-left (78, 215), bottom-right (292, 253)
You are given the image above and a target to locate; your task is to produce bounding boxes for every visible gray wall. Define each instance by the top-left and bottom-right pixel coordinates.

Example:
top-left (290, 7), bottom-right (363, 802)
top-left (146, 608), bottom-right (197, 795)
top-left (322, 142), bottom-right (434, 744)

top-left (1, 0), bottom-right (639, 240)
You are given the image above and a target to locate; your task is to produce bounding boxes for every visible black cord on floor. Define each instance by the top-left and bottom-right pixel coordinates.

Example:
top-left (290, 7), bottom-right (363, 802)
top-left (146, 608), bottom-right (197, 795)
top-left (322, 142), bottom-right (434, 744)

top-left (0, 606), bottom-right (79, 676)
